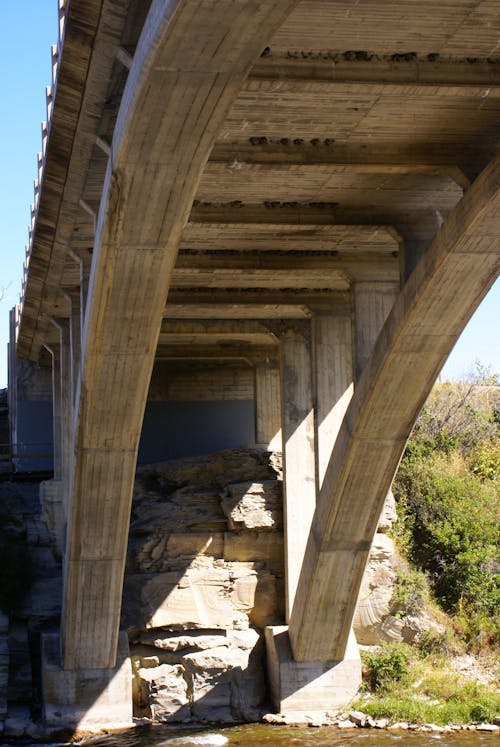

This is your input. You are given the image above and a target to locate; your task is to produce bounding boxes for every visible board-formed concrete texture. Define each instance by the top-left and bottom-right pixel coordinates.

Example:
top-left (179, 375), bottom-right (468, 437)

top-left (9, 0), bottom-right (500, 726)
top-left (265, 626), bottom-right (361, 714)
top-left (41, 632), bottom-right (133, 730)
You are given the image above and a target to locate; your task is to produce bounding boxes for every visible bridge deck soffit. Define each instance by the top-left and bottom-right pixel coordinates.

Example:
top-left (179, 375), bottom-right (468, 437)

top-left (18, 0), bottom-right (500, 366)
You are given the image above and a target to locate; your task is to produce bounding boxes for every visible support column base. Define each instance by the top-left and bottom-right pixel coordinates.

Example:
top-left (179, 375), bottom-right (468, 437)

top-left (265, 626), bottom-right (361, 715)
top-left (41, 632), bottom-right (133, 731)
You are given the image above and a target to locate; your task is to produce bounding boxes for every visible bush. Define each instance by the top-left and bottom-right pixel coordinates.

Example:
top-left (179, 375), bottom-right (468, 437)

top-left (394, 451), bottom-right (499, 643)
top-left (393, 373), bottom-right (500, 647)
top-left (391, 564), bottom-right (430, 618)
top-left (362, 644), bottom-right (410, 691)
top-left (410, 374), bottom-right (499, 457)
top-left (355, 660), bottom-right (500, 726)
top-left (468, 441), bottom-right (500, 481)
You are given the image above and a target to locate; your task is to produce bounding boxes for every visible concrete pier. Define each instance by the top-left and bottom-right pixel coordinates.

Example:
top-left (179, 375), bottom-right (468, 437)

top-left (41, 632), bottom-right (133, 731)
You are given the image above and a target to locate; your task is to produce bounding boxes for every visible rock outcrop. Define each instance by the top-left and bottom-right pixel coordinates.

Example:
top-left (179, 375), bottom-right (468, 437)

top-left (1, 447), bottom-right (446, 730)
top-left (123, 448), bottom-right (284, 722)
top-left (354, 490), bottom-right (443, 646)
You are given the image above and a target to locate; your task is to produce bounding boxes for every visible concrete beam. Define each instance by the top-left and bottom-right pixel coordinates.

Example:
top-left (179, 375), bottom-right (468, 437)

top-left (173, 253), bottom-right (400, 284)
top-left (288, 154), bottom-right (500, 662)
top-left (165, 303), bottom-right (312, 320)
top-left (181, 221), bottom-right (401, 253)
top-left (250, 55), bottom-right (500, 87)
top-left (155, 343), bottom-right (276, 363)
top-left (189, 203), bottom-right (447, 242)
top-left (209, 141), bottom-right (484, 177)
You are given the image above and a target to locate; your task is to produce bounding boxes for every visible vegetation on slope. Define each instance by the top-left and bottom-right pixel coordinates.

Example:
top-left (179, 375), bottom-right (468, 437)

top-left (393, 364), bottom-right (499, 647)
top-left (354, 364), bottom-right (500, 724)
top-left (355, 642), bottom-right (500, 725)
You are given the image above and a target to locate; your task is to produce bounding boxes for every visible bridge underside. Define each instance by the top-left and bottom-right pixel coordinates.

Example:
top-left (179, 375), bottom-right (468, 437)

top-left (13, 0), bottom-right (500, 728)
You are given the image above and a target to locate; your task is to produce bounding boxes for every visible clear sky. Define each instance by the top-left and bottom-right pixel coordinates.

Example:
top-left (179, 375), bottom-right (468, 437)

top-left (0, 1), bottom-right (499, 388)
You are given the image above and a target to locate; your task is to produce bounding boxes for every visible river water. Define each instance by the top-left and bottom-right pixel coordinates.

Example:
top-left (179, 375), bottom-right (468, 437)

top-left (3, 723), bottom-right (494, 747)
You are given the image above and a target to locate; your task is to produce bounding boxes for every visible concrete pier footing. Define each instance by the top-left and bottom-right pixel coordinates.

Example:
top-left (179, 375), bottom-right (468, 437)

top-left (41, 631), bottom-right (133, 731)
top-left (265, 626), bottom-right (361, 714)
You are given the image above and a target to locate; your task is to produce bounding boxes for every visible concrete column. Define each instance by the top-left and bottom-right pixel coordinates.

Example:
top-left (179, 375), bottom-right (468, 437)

top-left (255, 358), bottom-right (282, 450)
top-left (79, 249), bottom-right (92, 349)
top-left (7, 308), bottom-right (19, 453)
top-left (354, 281), bottom-right (400, 378)
top-left (51, 319), bottom-right (73, 518)
top-left (47, 341), bottom-right (63, 481)
top-left (41, 342), bottom-right (65, 554)
top-left (279, 322), bottom-right (317, 621)
top-left (67, 290), bottom-right (82, 405)
top-left (312, 306), bottom-right (354, 488)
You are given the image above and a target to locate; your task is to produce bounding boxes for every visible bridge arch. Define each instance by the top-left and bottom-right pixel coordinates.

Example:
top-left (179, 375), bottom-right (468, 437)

top-left (63, 0), bottom-right (299, 670)
top-left (289, 154), bottom-right (500, 661)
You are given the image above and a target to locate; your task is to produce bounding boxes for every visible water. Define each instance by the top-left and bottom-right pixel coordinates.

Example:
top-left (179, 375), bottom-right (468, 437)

top-left (3, 724), bottom-right (493, 747)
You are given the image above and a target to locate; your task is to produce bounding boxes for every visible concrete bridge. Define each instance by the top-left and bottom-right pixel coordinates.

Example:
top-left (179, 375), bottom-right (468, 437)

top-left (10, 0), bottom-right (500, 729)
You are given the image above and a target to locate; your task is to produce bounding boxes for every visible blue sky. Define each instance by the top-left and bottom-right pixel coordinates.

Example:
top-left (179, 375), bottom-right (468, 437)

top-left (0, 1), bottom-right (498, 388)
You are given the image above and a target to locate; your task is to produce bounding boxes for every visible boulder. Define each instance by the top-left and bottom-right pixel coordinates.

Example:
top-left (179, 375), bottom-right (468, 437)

top-left (134, 663), bottom-right (190, 722)
top-left (131, 627), bottom-right (266, 723)
top-left (124, 567), bottom-right (234, 630)
top-left (221, 481), bottom-right (282, 530)
top-left (354, 533), bottom-right (396, 645)
top-left (139, 631), bottom-right (229, 652)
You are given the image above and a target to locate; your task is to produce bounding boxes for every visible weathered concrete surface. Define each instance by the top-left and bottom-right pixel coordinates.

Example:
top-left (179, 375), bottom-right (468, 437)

top-left (41, 632), bottom-right (133, 731)
top-left (279, 324), bottom-right (316, 619)
top-left (265, 626), bottom-right (361, 714)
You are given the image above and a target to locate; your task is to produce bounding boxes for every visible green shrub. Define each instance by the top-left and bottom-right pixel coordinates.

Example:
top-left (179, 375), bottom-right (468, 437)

top-left (362, 644), bottom-right (410, 691)
top-left (391, 565), bottom-right (430, 618)
top-left (415, 627), bottom-right (460, 657)
top-left (468, 441), bottom-right (500, 481)
top-left (394, 450), bottom-right (499, 643)
top-left (354, 663), bottom-right (500, 725)
top-left (470, 703), bottom-right (490, 723)
top-left (393, 372), bottom-right (500, 647)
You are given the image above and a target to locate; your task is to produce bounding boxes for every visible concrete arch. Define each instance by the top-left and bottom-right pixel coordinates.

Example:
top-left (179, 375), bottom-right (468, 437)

top-left (288, 155), bottom-right (500, 662)
top-left (62, 0), bottom-right (298, 670)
